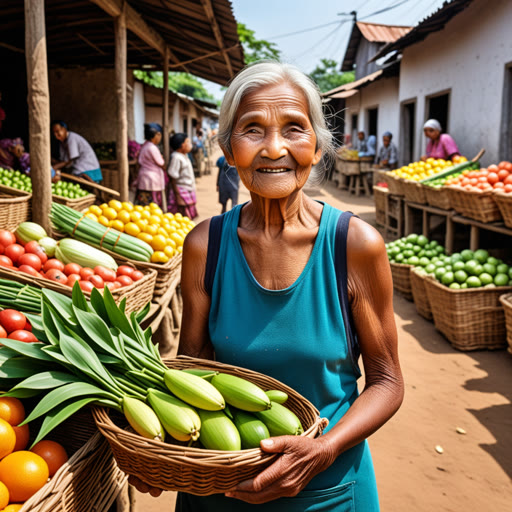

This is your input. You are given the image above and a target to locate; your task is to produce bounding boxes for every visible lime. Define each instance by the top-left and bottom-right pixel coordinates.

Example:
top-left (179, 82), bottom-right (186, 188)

top-left (395, 253), bottom-right (405, 263)
top-left (474, 249), bottom-right (489, 263)
top-left (453, 261), bottom-right (465, 272)
top-left (464, 260), bottom-right (478, 274)
top-left (431, 256), bottom-right (440, 263)
top-left (494, 273), bottom-right (509, 286)
top-left (487, 256), bottom-right (499, 266)
top-left (428, 240), bottom-right (439, 248)
top-left (419, 257), bottom-right (430, 267)
top-left (497, 264), bottom-right (509, 275)
top-left (441, 272), bottom-right (455, 285)
top-left (450, 253), bottom-right (462, 263)
top-left (466, 276), bottom-right (482, 288)
top-left (425, 250), bottom-right (434, 258)
top-left (460, 249), bottom-right (474, 262)
top-left (407, 256), bottom-right (420, 266)
top-left (413, 245), bottom-right (422, 254)
top-left (460, 283), bottom-right (468, 289)
top-left (425, 263), bottom-right (436, 273)
top-left (449, 282), bottom-right (461, 290)
top-left (404, 243), bottom-right (414, 250)
top-left (435, 246), bottom-right (445, 254)
top-left (473, 264), bottom-right (483, 276)
top-left (406, 234), bottom-right (419, 244)
top-left (418, 250), bottom-right (425, 257)
top-left (454, 270), bottom-right (468, 283)
top-left (484, 283), bottom-right (496, 288)
top-left (417, 235), bottom-right (428, 247)
top-left (509, 268), bottom-right (512, 279)
top-left (434, 260), bottom-right (445, 268)
top-left (479, 273), bottom-right (494, 285)
top-left (435, 267), bottom-right (446, 280)
top-left (404, 250), bottom-right (414, 258)
top-left (483, 263), bottom-right (497, 276)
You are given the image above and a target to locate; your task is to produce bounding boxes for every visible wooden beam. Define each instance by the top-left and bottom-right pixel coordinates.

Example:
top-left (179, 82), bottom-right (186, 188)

top-left (114, 2), bottom-right (129, 201)
top-left (169, 44), bottom-right (239, 69)
top-left (77, 32), bottom-right (107, 55)
top-left (162, 46), bottom-right (170, 165)
top-left (24, 0), bottom-right (52, 233)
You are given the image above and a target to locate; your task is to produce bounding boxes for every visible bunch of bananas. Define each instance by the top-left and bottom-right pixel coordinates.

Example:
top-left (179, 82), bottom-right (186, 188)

top-left (125, 369), bottom-right (303, 451)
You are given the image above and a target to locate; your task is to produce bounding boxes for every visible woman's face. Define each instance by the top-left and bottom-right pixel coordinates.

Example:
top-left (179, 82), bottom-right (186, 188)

top-left (152, 132), bottom-right (162, 145)
top-left (424, 127), bottom-right (440, 140)
top-left (227, 81), bottom-right (322, 200)
top-left (181, 137), bottom-right (193, 153)
top-left (52, 124), bottom-right (68, 142)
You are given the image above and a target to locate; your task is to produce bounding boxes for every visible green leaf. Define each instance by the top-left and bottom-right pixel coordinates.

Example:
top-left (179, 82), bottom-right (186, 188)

top-left (8, 370), bottom-right (82, 391)
top-left (42, 302), bottom-right (61, 346)
top-left (42, 288), bottom-right (76, 323)
top-left (3, 388), bottom-right (42, 399)
top-left (89, 287), bottom-right (109, 323)
top-left (72, 280), bottom-right (90, 312)
top-left (95, 398), bottom-right (122, 412)
top-left (135, 302), bottom-right (151, 323)
top-left (0, 347), bottom-right (17, 363)
top-left (119, 297), bottom-right (127, 313)
top-left (42, 345), bottom-right (73, 366)
top-left (0, 339), bottom-right (55, 361)
top-left (25, 313), bottom-right (44, 331)
top-left (103, 286), bottom-right (136, 338)
top-left (0, 357), bottom-right (54, 379)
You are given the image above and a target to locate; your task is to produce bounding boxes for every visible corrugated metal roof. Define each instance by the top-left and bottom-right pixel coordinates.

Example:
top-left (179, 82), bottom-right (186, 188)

top-left (370, 0), bottom-right (475, 62)
top-left (323, 70), bottom-right (383, 97)
top-left (357, 22), bottom-right (412, 43)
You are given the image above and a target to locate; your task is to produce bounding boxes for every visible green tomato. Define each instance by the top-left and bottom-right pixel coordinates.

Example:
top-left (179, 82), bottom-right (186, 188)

top-left (449, 282), bottom-right (461, 290)
top-left (453, 261), bottom-right (466, 272)
top-left (483, 263), bottom-right (497, 276)
top-left (406, 234), bottom-right (419, 244)
top-left (494, 273), bottom-right (509, 286)
top-left (473, 249), bottom-right (489, 263)
top-left (454, 270), bottom-right (468, 283)
top-left (497, 264), bottom-right (509, 275)
top-left (435, 267), bottom-right (446, 280)
top-left (441, 272), bottom-right (455, 285)
top-left (460, 249), bottom-right (474, 262)
top-left (425, 263), bottom-right (436, 274)
top-left (407, 256), bottom-right (420, 266)
top-left (479, 273), bottom-right (494, 285)
top-left (466, 276), bottom-right (482, 288)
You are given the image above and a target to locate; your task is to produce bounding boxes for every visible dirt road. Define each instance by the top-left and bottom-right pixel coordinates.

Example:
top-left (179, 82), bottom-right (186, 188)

top-left (133, 156), bottom-right (512, 512)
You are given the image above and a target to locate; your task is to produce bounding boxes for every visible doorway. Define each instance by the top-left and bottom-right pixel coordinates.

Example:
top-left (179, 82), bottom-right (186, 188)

top-left (367, 107), bottom-right (378, 137)
top-left (400, 100), bottom-right (416, 165)
top-left (351, 113), bottom-right (358, 146)
top-left (500, 63), bottom-right (512, 161)
top-left (426, 91), bottom-right (450, 132)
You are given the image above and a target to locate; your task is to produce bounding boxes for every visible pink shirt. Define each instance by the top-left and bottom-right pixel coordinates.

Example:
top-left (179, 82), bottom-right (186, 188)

top-left (426, 133), bottom-right (460, 160)
top-left (136, 141), bottom-right (165, 191)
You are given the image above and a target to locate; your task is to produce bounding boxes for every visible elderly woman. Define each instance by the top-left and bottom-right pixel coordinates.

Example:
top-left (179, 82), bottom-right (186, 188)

top-left (131, 62), bottom-right (403, 510)
top-left (421, 119), bottom-right (460, 161)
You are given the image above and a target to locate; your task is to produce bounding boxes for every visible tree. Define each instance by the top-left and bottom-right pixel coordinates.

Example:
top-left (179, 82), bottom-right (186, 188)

top-left (309, 59), bottom-right (355, 93)
top-left (237, 23), bottom-right (281, 64)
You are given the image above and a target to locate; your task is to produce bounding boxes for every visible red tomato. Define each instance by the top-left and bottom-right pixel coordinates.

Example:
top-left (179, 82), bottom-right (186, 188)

top-left (43, 259), bottom-right (65, 273)
top-left (504, 184), bottom-right (512, 193)
top-left (116, 265), bottom-right (135, 277)
top-left (8, 329), bottom-right (38, 343)
top-left (504, 175), bottom-right (512, 186)
top-left (115, 275), bottom-right (134, 288)
top-left (80, 267), bottom-right (95, 280)
top-left (487, 164), bottom-right (499, 173)
top-left (45, 268), bottom-right (68, 284)
top-left (498, 170), bottom-right (509, 182)
top-left (78, 280), bottom-right (94, 293)
top-left (493, 182), bottom-right (505, 189)
top-left (88, 275), bottom-right (105, 288)
top-left (66, 274), bottom-right (81, 287)
top-left (63, 263), bottom-right (82, 276)
top-left (477, 176), bottom-right (487, 183)
top-left (0, 244), bottom-right (4, 255)
top-left (498, 161), bottom-right (510, 170)
top-left (18, 264), bottom-right (40, 277)
top-left (469, 178), bottom-right (478, 186)
top-left (18, 253), bottom-right (43, 271)
top-left (0, 255), bottom-right (13, 267)
top-left (479, 169), bottom-right (489, 177)
top-left (4, 244), bottom-right (25, 264)
top-left (24, 321), bottom-right (32, 332)
top-left (505, 163), bottom-right (512, 172)
top-left (0, 325), bottom-right (6, 338)
top-left (487, 172), bottom-right (499, 185)
top-left (105, 282), bottom-right (116, 291)
top-left (0, 230), bottom-right (16, 248)
top-left (467, 171), bottom-right (479, 179)
top-left (0, 309), bottom-right (27, 333)
top-left (112, 281), bottom-right (122, 290)
top-left (94, 266), bottom-right (116, 282)
top-left (24, 241), bottom-right (48, 264)
top-left (131, 270), bottom-right (144, 281)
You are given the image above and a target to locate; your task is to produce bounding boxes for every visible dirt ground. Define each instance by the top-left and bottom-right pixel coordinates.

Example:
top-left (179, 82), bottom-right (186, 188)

top-left (132, 150), bottom-right (512, 512)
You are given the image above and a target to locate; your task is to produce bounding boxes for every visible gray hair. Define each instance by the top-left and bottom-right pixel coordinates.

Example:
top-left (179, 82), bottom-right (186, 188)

top-left (218, 61), bottom-right (335, 179)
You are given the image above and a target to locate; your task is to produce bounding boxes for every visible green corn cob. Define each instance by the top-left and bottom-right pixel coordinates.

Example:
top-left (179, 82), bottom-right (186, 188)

top-left (210, 373), bottom-right (271, 412)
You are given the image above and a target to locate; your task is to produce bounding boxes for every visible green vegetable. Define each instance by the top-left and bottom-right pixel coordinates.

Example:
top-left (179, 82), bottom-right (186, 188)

top-left (15, 222), bottom-right (47, 244)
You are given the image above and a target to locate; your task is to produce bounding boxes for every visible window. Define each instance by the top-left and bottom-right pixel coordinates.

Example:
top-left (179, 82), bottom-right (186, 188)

top-left (426, 90), bottom-right (450, 133)
top-left (351, 113), bottom-right (358, 145)
top-left (400, 100), bottom-right (416, 165)
top-left (500, 63), bottom-right (512, 161)
top-left (367, 107), bottom-right (378, 137)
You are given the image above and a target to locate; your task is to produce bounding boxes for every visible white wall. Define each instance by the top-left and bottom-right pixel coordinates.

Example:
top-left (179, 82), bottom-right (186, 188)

top-left (132, 81), bottom-right (145, 144)
top-left (399, 0), bottom-right (512, 164)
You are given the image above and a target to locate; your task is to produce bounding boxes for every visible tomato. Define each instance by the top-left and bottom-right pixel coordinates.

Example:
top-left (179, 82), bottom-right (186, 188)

top-left (467, 171), bottom-right (479, 179)
top-left (4, 244), bottom-right (25, 264)
top-left (487, 172), bottom-right (499, 185)
top-left (0, 325), bottom-right (6, 338)
top-left (0, 309), bottom-right (27, 333)
top-left (469, 178), bottom-right (478, 186)
top-left (0, 255), bottom-right (13, 267)
top-left (78, 280), bottom-right (94, 293)
top-left (8, 329), bottom-right (38, 343)
top-left (505, 162), bottom-right (512, 173)
top-left (18, 264), bottom-right (40, 277)
top-left (0, 244), bottom-right (4, 255)
top-left (131, 270), bottom-right (144, 281)
top-left (18, 253), bottom-right (43, 271)
top-left (115, 275), bottom-right (133, 288)
top-left (24, 241), bottom-right (48, 264)
top-left (66, 274), bottom-right (81, 287)
top-left (112, 281), bottom-right (122, 290)
top-left (493, 182), bottom-right (505, 189)
top-left (498, 170), bottom-right (509, 182)
top-left (94, 266), bottom-right (116, 282)
top-left (504, 175), bottom-right (512, 186)
top-left (88, 275), bottom-right (105, 288)
top-left (504, 184), bottom-right (512, 193)
top-left (45, 268), bottom-right (68, 284)
top-left (487, 164), bottom-right (499, 173)
top-left (0, 230), bottom-right (16, 248)
top-left (498, 161), bottom-right (510, 170)
top-left (477, 176), bottom-right (487, 183)
top-left (63, 263), bottom-right (82, 276)
top-left (116, 265), bottom-right (135, 277)
top-left (43, 259), bottom-right (65, 273)
top-left (80, 267), bottom-right (95, 280)
top-left (24, 321), bottom-right (32, 332)
top-left (105, 282), bottom-right (116, 291)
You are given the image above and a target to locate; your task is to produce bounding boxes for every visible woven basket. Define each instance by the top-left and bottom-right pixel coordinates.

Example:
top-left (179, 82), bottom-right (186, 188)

top-left (447, 187), bottom-right (502, 223)
top-left (52, 193), bottom-right (96, 212)
top-left (410, 268), bottom-right (433, 320)
top-left (373, 186), bottom-right (388, 227)
top-left (101, 167), bottom-right (121, 192)
top-left (424, 278), bottom-right (512, 351)
top-left (93, 355), bottom-right (325, 496)
top-left (386, 175), bottom-right (405, 196)
top-left (20, 408), bottom-right (126, 512)
top-left (401, 180), bottom-right (427, 204)
top-left (494, 191), bottom-right (512, 228)
top-left (340, 160), bottom-right (360, 176)
top-left (0, 265), bottom-right (156, 315)
top-left (499, 293), bottom-right (512, 355)
top-left (373, 169), bottom-right (390, 187)
top-left (424, 185), bottom-right (452, 210)
top-left (0, 193), bottom-right (32, 231)
top-left (390, 262), bottom-right (413, 300)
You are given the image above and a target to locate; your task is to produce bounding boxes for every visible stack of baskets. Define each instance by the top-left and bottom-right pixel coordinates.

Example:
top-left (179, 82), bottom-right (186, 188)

top-left (0, 184), bottom-right (32, 230)
top-left (494, 191), bottom-right (512, 228)
top-left (389, 262), bottom-right (413, 300)
top-left (499, 293), bottom-right (512, 355)
top-left (447, 187), bottom-right (502, 223)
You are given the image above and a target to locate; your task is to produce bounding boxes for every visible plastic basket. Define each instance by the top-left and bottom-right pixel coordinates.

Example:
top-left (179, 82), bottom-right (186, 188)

top-left (499, 293), bottom-right (512, 355)
top-left (390, 262), bottom-right (413, 300)
top-left (493, 191), bottom-right (512, 228)
top-left (410, 268), bottom-right (433, 320)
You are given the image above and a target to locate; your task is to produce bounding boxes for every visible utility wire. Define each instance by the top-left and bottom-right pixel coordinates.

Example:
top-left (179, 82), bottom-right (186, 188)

top-left (270, 20), bottom-right (345, 40)
top-left (359, 0), bottom-right (415, 20)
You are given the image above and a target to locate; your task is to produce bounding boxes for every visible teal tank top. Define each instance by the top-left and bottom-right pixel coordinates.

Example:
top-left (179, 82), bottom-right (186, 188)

top-left (177, 203), bottom-right (380, 511)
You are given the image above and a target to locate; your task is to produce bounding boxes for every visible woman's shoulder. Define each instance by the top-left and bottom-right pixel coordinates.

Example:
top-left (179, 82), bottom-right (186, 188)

top-left (440, 133), bottom-right (456, 142)
top-left (346, 215), bottom-right (385, 260)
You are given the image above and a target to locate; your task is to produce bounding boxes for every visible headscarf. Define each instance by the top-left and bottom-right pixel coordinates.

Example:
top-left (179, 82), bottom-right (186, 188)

top-left (144, 123), bottom-right (162, 141)
top-left (383, 131), bottom-right (393, 138)
top-left (170, 132), bottom-right (188, 151)
top-left (423, 119), bottom-right (442, 132)
top-left (51, 120), bottom-right (68, 130)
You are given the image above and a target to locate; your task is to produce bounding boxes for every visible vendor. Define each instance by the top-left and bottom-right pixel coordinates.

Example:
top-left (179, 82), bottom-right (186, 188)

top-left (421, 119), bottom-right (460, 161)
top-left (358, 134), bottom-right (376, 160)
top-left (375, 132), bottom-right (398, 169)
top-left (51, 121), bottom-right (102, 183)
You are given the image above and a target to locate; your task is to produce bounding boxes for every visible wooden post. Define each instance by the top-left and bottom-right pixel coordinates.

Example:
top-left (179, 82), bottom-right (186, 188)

top-left (115, 3), bottom-right (129, 201)
top-left (163, 47), bottom-right (170, 164)
top-left (24, 0), bottom-right (52, 232)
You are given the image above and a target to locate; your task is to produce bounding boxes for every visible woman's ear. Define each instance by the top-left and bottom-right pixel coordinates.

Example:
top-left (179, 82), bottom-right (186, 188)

top-left (220, 144), bottom-right (235, 166)
top-left (312, 148), bottom-right (322, 166)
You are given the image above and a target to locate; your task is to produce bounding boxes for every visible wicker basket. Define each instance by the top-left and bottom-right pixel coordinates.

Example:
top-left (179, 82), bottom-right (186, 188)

top-left (424, 277), bottom-right (512, 351)
top-left (373, 169), bottom-right (390, 187)
top-left (386, 175), bottom-right (405, 196)
top-left (101, 167), bottom-right (121, 192)
top-left (373, 186), bottom-right (388, 227)
top-left (494, 191), bottom-right (512, 228)
top-left (499, 293), bottom-right (512, 355)
top-left (447, 186), bottom-right (502, 223)
top-left (0, 193), bottom-right (32, 231)
top-left (424, 185), bottom-right (452, 210)
top-left (20, 408), bottom-right (126, 512)
top-left (340, 160), bottom-right (360, 176)
top-left (410, 268), bottom-right (433, 320)
top-left (390, 262), bottom-right (413, 300)
top-left (93, 356), bottom-right (326, 496)
top-left (401, 180), bottom-right (427, 204)
top-left (52, 193), bottom-right (96, 212)
top-left (0, 265), bottom-right (157, 315)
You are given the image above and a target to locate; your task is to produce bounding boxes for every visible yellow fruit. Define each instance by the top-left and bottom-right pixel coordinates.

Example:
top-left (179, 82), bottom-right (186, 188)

top-left (170, 233), bottom-right (185, 246)
top-left (124, 222), bottom-right (141, 237)
top-left (100, 203), bottom-right (108, 210)
top-left (164, 213), bottom-right (175, 220)
top-left (144, 224), bottom-right (159, 236)
top-left (130, 211), bottom-right (142, 222)
top-left (151, 251), bottom-right (169, 263)
top-left (151, 234), bottom-right (167, 251)
top-left (103, 207), bottom-right (117, 221)
top-left (2, 505), bottom-right (23, 512)
top-left (141, 210), bottom-right (151, 220)
top-left (121, 201), bottom-right (134, 212)
top-left (169, 220), bottom-right (180, 228)
top-left (177, 246), bottom-right (183, 253)
top-left (98, 215), bottom-right (110, 227)
top-left (117, 210), bottom-right (131, 224)
top-left (166, 238), bottom-right (177, 249)
top-left (149, 202), bottom-right (160, 210)
top-left (149, 214), bottom-right (162, 225)
top-left (110, 220), bottom-right (125, 232)
top-left (85, 213), bottom-right (98, 222)
top-left (134, 205), bottom-right (144, 212)
top-left (175, 213), bottom-right (183, 220)
top-left (157, 227), bottom-right (168, 237)
top-left (108, 199), bottom-right (123, 212)
top-left (0, 481), bottom-right (9, 510)
top-left (165, 225), bottom-right (177, 234)
top-left (176, 229), bottom-right (186, 238)
top-left (136, 219), bottom-right (148, 230)
top-left (164, 246), bottom-right (175, 258)
top-left (89, 205), bottom-right (103, 217)
top-left (137, 232), bottom-right (153, 245)
top-left (0, 419), bottom-right (16, 461)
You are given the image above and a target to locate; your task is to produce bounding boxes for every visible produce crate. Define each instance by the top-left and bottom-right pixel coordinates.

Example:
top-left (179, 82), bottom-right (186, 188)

top-left (0, 193), bottom-right (32, 231)
top-left (446, 186), bottom-right (502, 223)
top-left (20, 408), bottom-right (126, 512)
top-left (424, 185), bottom-right (452, 210)
top-left (0, 265), bottom-right (157, 315)
top-left (424, 277), bottom-right (512, 351)
top-left (386, 175), bottom-right (405, 196)
top-left (493, 191), bottom-right (512, 228)
top-left (401, 180), bottom-right (427, 204)
top-left (373, 186), bottom-right (388, 227)
top-left (390, 262), bottom-right (413, 300)
top-left (52, 193), bottom-right (96, 212)
top-left (373, 169), bottom-right (390, 187)
top-left (499, 293), bottom-right (512, 355)
top-left (410, 268), bottom-right (433, 320)
top-left (93, 355), bottom-right (326, 496)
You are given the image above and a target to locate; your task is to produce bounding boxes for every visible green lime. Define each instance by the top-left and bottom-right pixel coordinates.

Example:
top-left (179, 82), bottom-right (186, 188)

top-left (395, 253), bottom-right (405, 263)
top-left (413, 245), bottom-right (422, 254)
top-left (483, 263), bottom-right (497, 276)
top-left (453, 261), bottom-right (466, 271)
top-left (494, 273), bottom-right (509, 286)
top-left (407, 256), bottom-right (420, 266)
top-left (497, 264), bottom-right (509, 275)
top-left (487, 256), bottom-right (499, 266)
top-left (450, 253), bottom-right (462, 263)
top-left (404, 250), bottom-right (414, 258)
top-left (479, 273), bottom-right (494, 285)
top-left (406, 234), bottom-right (419, 244)
top-left (509, 268), bottom-right (512, 279)
top-left (419, 257), bottom-right (430, 267)
top-left (460, 283), bottom-right (468, 289)
top-left (441, 272), bottom-right (455, 285)
top-left (474, 249), bottom-right (489, 263)
top-left (484, 283), bottom-right (496, 288)
top-left (417, 235), bottom-right (428, 247)
top-left (467, 276), bottom-right (482, 288)
top-left (473, 264), bottom-right (483, 276)
top-left (425, 263), bottom-right (436, 273)
top-left (449, 282), bottom-right (461, 290)
top-left (428, 240), bottom-right (439, 248)
top-left (425, 250), bottom-right (434, 258)
top-left (464, 260), bottom-right (478, 274)
top-left (435, 267), bottom-right (446, 280)
top-left (435, 246), bottom-right (445, 254)
top-left (404, 243), bottom-right (414, 250)
top-left (434, 260), bottom-right (445, 268)
top-left (454, 270), bottom-right (468, 283)
top-left (461, 249), bottom-right (474, 262)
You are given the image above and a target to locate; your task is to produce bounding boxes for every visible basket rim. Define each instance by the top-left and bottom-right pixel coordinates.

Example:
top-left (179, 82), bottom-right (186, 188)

top-left (425, 275), bottom-right (512, 294)
top-left (499, 293), bottom-right (512, 307)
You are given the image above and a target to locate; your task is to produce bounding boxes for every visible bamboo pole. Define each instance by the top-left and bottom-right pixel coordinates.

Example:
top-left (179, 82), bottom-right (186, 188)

top-left (24, 0), bottom-right (52, 232)
top-left (163, 47), bottom-right (170, 164)
top-left (115, 2), bottom-right (129, 201)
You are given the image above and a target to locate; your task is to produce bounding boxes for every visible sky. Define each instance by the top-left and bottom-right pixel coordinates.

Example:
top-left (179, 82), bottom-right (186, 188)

top-left (202, 0), bottom-right (448, 99)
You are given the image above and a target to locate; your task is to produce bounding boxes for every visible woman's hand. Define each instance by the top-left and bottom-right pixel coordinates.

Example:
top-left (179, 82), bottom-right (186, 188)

top-left (127, 475), bottom-right (164, 498)
top-left (420, 155), bottom-right (427, 161)
top-left (225, 436), bottom-right (335, 504)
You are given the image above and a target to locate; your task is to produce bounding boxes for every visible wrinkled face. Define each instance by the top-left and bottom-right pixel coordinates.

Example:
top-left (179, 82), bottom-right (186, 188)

top-left (52, 124), bottom-right (68, 142)
top-left (227, 82), bottom-right (322, 199)
top-left (424, 127), bottom-right (439, 140)
top-left (383, 136), bottom-right (391, 147)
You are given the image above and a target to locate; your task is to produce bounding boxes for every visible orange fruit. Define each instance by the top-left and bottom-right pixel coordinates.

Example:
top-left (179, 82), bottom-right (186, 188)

top-left (0, 419), bottom-right (15, 459)
top-left (0, 398), bottom-right (25, 426)
top-left (0, 451), bottom-right (49, 502)
top-left (31, 440), bottom-right (68, 477)
top-left (12, 424), bottom-right (30, 452)
top-left (0, 481), bottom-right (9, 510)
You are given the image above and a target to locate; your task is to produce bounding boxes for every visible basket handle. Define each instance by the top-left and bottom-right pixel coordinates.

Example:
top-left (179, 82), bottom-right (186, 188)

top-left (471, 148), bottom-right (485, 162)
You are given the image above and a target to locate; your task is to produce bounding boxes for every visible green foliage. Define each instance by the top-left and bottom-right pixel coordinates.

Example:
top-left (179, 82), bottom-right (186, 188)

top-left (237, 23), bottom-right (281, 64)
top-left (309, 59), bottom-right (355, 93)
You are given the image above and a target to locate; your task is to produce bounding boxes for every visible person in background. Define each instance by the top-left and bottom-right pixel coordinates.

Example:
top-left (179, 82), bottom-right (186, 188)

top-left (356, 131), bottom-right (367, 153)
top-left (133, 123), bottom-right (166, 208)
top-left (51, 121), bottom-right (102, 183)
top-left (167, 133), bottom-right (198, 220)
top-left (359, 134), bottom-right (376, 160)
top-left (375, 132), bottom-right (398, 169)
top-left (216, 154), bottom-right (240, 213)
top-left (421, 119), bottom-right (460, 161)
